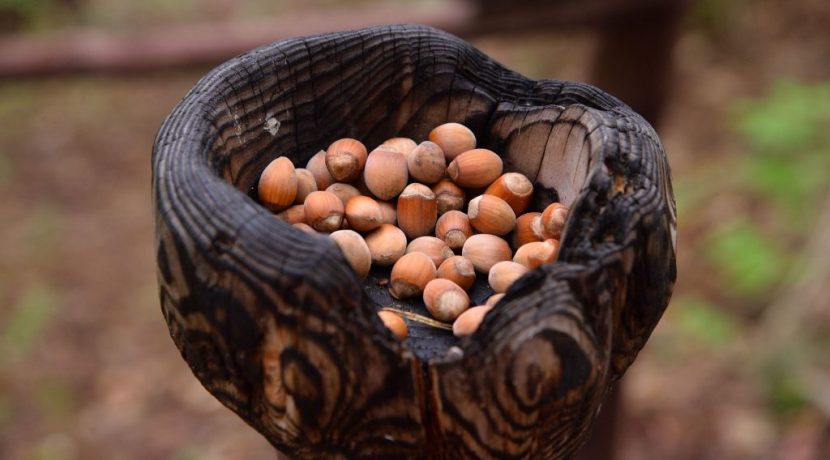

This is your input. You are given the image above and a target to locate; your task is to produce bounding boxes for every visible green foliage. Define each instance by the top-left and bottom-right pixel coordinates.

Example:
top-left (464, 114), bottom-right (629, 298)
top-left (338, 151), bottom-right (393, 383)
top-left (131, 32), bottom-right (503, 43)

top-left (673, 297), bottom-right (738, 347)
top-left (1, 283), bottom-right (59, 363)
top-left (35, 380), bottom-right (76, 423)
top-left (761, 353), bottom-right (809, 417)
top-left (705, 220), bottom-right (786, 297)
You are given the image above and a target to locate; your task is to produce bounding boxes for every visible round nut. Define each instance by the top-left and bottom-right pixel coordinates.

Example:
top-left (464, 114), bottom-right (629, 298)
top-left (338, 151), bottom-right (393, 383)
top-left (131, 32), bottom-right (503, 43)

top-left (389, 252), bottom-right (437, 299)
top-left (488, 261), bottom-right (529, 293)
top-left (377, 201), bottom-right (397, 225)
top-left (294, 168), bottom-right (318, 204)
top-left (462, 234), bottom-right (512, 273)
top-left (512, 212), bottom-right (544, 248)
top-left (303, 190), bottom-right (344, 232)
top-left (330, 230), bottom-right (372, 278)
top-left (435, 210), bottom-right (473, 250)
top-left (276, 204), bottom-right (306, 224)
top-left (452, 305), bottom-right (492, 337)
top-left (345, 195), bottom-right (383, 232)
top-left (513, 240), bottom-right (558, 269)
top-left (292, 222), bottom-right (316, 235)
top-left (407, 141), bottom-right (446, 184)
top-left (540, 203), bottom-right (569, 240)
top-left (305, 150), bottom-right (333, 191)
top-left (485, 293), bottom-right (505, 307)
top-left (446, 148), bottom-right (503, 189)
top-left (381, 137), bottom-right (418, 161)
top-left (406, 236), bottom-right (454, 268)
top-left (397, 183), bottom-right (437, 239)
top-left (258, 157), bottom-right (297, 212)
top-left (364, 147), bottom-right (409, 200)
top-left (364, 224), bottom-right (407, 267)
top-left (484, 172), bottom-right (534, 215)
top-left (432, 179), bottom-right (466, 215)
top-left (467, 195), bottom-right (516, 236)
top-left (436, 256), bottom-right (476, 291)
top-left (428, 123), bottom-right (476, 160)
top-left (423, 278), bottom-right (470, 322)
top-left (378, 310), bottom-right (408, 340)
top-left (325, 183), bottom-right (361, 207)
top-left (325, 138), bottom-right (368, 182)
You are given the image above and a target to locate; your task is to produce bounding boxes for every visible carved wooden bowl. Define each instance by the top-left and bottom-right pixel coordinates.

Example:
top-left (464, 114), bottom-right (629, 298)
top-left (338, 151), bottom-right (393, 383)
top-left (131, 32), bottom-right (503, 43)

top-left (152, 24), bottom-right (676, 459)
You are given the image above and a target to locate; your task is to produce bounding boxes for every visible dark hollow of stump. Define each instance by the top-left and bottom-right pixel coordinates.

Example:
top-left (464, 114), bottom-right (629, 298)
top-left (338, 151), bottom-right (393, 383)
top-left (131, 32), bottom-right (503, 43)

top-left (152, 24), bottom-right (677, 459)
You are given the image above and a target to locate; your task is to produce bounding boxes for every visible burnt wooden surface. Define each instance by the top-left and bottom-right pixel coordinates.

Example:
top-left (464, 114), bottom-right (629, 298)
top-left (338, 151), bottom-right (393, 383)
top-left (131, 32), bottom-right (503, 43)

top-left (152, 24), bottom-right (676, 459)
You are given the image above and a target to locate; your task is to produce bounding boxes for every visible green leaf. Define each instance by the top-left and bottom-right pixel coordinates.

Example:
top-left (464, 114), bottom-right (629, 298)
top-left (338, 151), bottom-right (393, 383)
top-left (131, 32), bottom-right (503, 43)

top-left (1, 283), bottom-right (59, 362)
top-left (705, 220), bottom-right (785, 297)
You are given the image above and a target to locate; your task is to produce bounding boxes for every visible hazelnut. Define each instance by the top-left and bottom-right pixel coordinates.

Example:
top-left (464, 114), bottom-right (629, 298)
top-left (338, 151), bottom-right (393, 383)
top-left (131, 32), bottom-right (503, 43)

top-left (397, 183), bottom-right (438, 239)
top-left (258, 157), bottom-right (297, 212)
top-left (378, 310), bottom-right (408, 340)
top-left (436, 256), bottom-right (476, 291)
top-left (488, 261), bottom-right (529, 293)
top-left (377, 200), bottom-right (397, 225)
top-left (294, 168), bottom-right (318, 204)
top-left (431, 179), bottom-right (466, 215)
top-left (330, 230), bottom-right (372, 278)
top-left (423, 278), bottom-right (470, 322)
top-left (364, 147), bottom-right (409, 200)
top-left (381, 137), bottom-right (418, 160)
top-left (364, 224), bottom-right (407, 267)
top-left (462, 234), bottom-right (512, 273)
top-left (446, 148), bottom-right (503, 189)
top-left (428, 123), bottom-right (476, 160)
top-left (389, 252), bottom-right (437, 299)
top-left (452, 305), bottom-right (492, 337)
top-left (513, 240), bottom-right (558, 269)
top-left (485, 293), bottom-right (505, 307)
top-left (305, 150), bottom-right (333, 191)
top-left (435, 210), bottom-right (473, 250)
top-left (325, 138), bottom-right (367, 182)
top-left (292, 222), bottom-right (316, 235)
top-left (540, 203), bottom-right (569, 240)
top-left (406, 236), bottom-right (454, 268)
top-left (467, 195), bottom-right (516, 236)
top-left (345, 195), bottom-right (383, 232)
top-left (512, 212), bottom-right (544, 248)
top-left (484, 172), bottom-right (534, 215)
top-left (325, 183), bottom-right (361, 207)
top-left (276, 204), bottom-right (306, 224)
top-left (407, 141), bottom-right (446, 184)
top-left (303, 190), bottom-right (344, 232)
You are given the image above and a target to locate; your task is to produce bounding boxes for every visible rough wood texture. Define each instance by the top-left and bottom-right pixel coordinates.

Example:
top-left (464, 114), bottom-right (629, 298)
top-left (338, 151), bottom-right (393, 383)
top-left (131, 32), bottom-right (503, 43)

top-left (152, 24), bottom-right (676, 459)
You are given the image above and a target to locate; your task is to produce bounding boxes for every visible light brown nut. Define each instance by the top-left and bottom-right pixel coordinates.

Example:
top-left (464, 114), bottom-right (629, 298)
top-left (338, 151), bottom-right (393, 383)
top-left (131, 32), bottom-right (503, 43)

top-left (436, 256), bottom-right (476, 291)
top-left (467, 195), bottom-right (516, 236)
top-left (258, 157), bottom-right (297, 212)
top-left (423, 278), bottom-right (470, 322)
top-left (446, 148), bottom-right (503, 189)
top-left (407, 141), bottom-right (446, 184)
top-left (406, 236), bottom-right (454, 269)
top-left (389, 252), bottom-right (437, 299)
top-left (292, 222), bottom-right (316, 235)
top-left (397, 183), bottom-right (437, 239)
top-left (485, 293), bottom-right (505, 307)
top-left (452, 305), bottom-right (492, 337)
top-left (364, 224), bottom-right (407, 267)
top-left (428, 123), bottom-right (476, 160)
top-left (344, 195), bottom-right (383, 232)
top-left (431, 179), bottom-right (466, 215)
top-left (435, 210), bottom-right (473, 250)
top-left (303, 190), bottom-right (344, 232)
top-left (488, 261), bottom-right (529, 293)
top-left (540, 203), bottom-right (569, 240)
top-left (325, 183), bottom-right (361, 208)
top-left (330, 230), bottom-right (372, 278)
top-left (513, 240), bottom-right (558, 269)
top-left (512, 212), bottom-right (544, 248)
top-left (484, 172), bottom-right (534, 215)
top-left (378, 310), bottom-right (408, 340)
top-left (377, 201), bottom-right (397, 225)
top-left (305, 150), bottom-right (333, 191)
top-left (293, 168), bottom-right (318, 204)
top-left (461, 234), bottom-right (512, 273)
top-left (363, 147), bottom-right (409, 200)
top-left (381, 137), bottom-right (418, 161)
top-left (325, 138), bottom-right (368, 182)
top-left (276, 204), bottom-right (306, 224)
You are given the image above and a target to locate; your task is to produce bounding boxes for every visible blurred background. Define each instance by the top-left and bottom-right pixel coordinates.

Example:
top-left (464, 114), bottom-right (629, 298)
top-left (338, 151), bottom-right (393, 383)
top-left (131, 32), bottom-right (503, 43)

top-left (0, 0), bottom-right (828, 459)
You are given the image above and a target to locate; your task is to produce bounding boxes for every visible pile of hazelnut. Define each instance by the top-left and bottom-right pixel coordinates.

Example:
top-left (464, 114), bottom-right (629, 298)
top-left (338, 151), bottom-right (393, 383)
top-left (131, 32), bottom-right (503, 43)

top-left (257, 123), bottom-right (568, 340)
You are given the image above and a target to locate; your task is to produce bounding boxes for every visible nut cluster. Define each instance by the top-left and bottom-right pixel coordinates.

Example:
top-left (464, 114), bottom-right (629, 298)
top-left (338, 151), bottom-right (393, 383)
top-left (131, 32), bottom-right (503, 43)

top-left (257, 123), bottom-right (570, 340)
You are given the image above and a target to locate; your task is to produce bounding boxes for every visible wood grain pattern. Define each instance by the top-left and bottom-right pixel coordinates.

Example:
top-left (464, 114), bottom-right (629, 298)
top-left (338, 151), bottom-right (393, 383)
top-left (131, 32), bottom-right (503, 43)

top-left (152, 24), bottom-right (676, 459)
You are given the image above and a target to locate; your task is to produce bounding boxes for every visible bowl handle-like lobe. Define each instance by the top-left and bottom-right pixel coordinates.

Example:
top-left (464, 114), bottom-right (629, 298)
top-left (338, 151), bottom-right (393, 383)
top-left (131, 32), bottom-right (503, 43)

top-left (152, 24), bottom-right (676, 459)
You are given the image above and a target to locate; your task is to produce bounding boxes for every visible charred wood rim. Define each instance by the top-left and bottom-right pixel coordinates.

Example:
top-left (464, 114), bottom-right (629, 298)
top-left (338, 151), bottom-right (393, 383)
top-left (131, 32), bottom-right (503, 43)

top-left (152, 24), bottom-right (676, 459)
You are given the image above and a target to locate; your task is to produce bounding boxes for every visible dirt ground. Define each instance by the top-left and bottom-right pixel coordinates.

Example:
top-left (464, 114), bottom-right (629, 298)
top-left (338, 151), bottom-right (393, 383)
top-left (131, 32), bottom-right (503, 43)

top-left (1, 1), bottom-right (829, 459)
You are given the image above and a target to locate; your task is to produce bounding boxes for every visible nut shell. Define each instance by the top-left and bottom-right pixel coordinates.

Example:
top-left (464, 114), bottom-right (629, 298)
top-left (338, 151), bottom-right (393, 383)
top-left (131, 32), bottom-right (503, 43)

top-left (345, 195), bottom-right (383, 232)
top-left (258, 157), bottom-right (297, 212)
top-left (446, 148), bottom-right (503, 189)
top-left (389, 252), bottom-right (437, 299)
top-left (377, 201), bottom-right (397, 225)
top-left (467, 195), bottom-right (516, 236)
top-left (364, 147), bottom-right (409, 200)
top-left (378, 310), bottom-right (408, 340)
top-left (484, 172), bottom-right (534, 215)
top-left (485, 293), bottom-right (505, 307)
top-left (513, 240), bottom-right (558, 269)
top-left (294, 168), bottom-right (318, 204)
top-left (512, 212), bottom-right (544, 248)
top-left (436, 256), bottom-right (476, 291)
top-left (423, 278), bottom-right (470, 323)
top-left (407, 141), bottom-right (446, 184)
top-left (431, 179), bottom-right (465, 215)
top-left (540, 203), bottom-right (569, 239)
top-left (305, 150), bottom-right (333, 191)
top-left (435, 210), bottom-right (473, 250)
top-left (325, 138), bottom-right (368, 182)
top-left (276, 204), bottom-right (306, 224)
top-left (303, 190), bottom-right (344, 232)
top-left (452, 305), bottom-right (492, 337)
top-left (397, 183), bottom-right (438, 239)
top-left (364, 224), bottom-right (407, 267)
top-left (325, 183), bottom-right (361, 207)
top-left (406, 236), bottom-right (454, 268)
top-left (428, 123), bottom-right (476, 160)
top-left (381, 137), bottom-right (418, 160)
top-left (330, 230), bottom-right (372, 278)
top-left (292, 222), bottom-right (316, 235)
top-left (488, 261), bottom-right (529, 293)
top-left (462, 234), bottom-right (512, 273)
